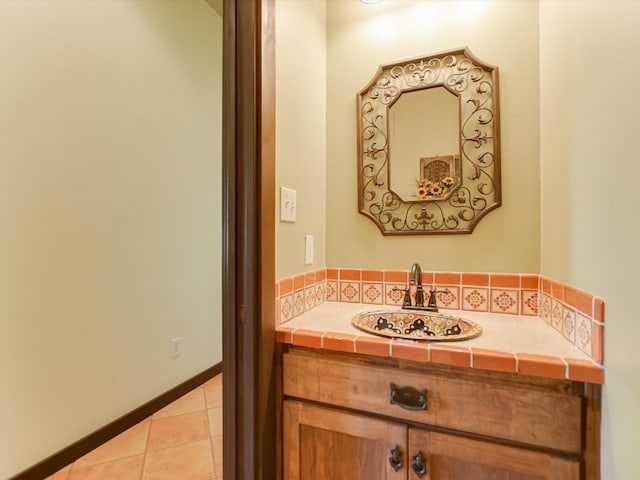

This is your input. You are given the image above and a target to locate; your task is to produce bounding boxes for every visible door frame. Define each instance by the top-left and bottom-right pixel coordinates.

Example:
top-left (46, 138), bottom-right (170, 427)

top-left (222, 0), bottom-right (276, 479)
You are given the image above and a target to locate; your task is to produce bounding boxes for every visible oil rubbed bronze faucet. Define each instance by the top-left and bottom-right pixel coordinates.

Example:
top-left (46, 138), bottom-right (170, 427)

top-left (410, 262), bottom-right (425, 307)
top-left (393, 262), bottom-right (445, 312)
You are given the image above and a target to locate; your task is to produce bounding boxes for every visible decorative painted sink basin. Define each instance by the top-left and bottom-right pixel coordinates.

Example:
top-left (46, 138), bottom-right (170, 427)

top-left (351, 310), bottom-right (482, 342)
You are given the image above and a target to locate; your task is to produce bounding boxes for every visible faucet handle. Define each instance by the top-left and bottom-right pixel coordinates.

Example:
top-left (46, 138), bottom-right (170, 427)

top-left (427, 288), bottom-right (447, 312)
top-left (393, 287), bottom-right (412, 308)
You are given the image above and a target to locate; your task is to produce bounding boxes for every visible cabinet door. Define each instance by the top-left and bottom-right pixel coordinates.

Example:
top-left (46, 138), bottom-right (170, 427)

top-left (283, 400), bottom-right (407, 480)
top-left (409, 429), bottom-right (580, 480)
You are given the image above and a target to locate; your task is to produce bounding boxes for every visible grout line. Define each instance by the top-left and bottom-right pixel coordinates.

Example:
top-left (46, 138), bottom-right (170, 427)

top-left (139, 415), bottom-right (153, 480)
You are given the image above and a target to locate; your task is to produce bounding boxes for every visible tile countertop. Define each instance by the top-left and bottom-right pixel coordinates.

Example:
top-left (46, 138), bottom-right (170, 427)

top-left (275, 302), bottom-right (604, 384)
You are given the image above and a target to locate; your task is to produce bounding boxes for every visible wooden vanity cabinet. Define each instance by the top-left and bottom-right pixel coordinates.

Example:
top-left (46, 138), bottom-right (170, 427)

top-left (408, 429), bottom-right (579, 480)
top-left (282, 347), bottom-right (598, 480)
top-left (283, 400), bottom-right (406, 480)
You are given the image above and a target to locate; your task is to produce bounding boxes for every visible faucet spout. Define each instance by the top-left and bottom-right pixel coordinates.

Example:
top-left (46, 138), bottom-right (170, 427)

top-left (409, 263), bottom-right (425, 307)
top-left (410, 262), bottom-right (422, 286)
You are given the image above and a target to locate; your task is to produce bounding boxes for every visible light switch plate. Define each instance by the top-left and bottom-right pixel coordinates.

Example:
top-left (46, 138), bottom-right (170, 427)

top-left (280, 186), bottom-right (297, 222)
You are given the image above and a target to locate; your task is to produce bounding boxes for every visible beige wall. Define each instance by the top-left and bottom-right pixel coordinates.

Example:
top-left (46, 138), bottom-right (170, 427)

top-left (275, 0), bottom-right (327, 279)
top-left (0, 1), bottom-right (222, 477)
top-left (325, 0), bottom-right (540, 272)
top-left (539, 1), bottom-right (640, 477)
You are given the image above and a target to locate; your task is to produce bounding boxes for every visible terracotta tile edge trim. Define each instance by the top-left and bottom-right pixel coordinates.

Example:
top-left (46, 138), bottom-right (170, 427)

top-left (277, 330), bottom-right (604, 383)
top-left (565, 358), bottom-right (605, 384)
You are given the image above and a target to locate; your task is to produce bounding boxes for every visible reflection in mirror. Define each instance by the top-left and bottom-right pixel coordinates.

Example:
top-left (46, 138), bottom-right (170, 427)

top-left (388, 87), bottom-right (460, 202)
top-left (357, 48), bottom-right (501, 235)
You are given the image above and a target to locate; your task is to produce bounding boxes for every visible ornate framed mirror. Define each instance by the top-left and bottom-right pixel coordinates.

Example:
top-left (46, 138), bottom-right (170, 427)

top-left (357, 47), bottom-right (501, 235)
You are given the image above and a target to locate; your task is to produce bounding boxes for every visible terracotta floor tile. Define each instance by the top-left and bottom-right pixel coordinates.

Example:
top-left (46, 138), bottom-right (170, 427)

top-left (73, 419), bottom-right (150, 467)
top-left (68, 455), bottom-right (144, 480)
top-left (211, 434), bottom-right (223, 478)
top-left (142, 439), bottom-right (215, 480)
top-left (208, 406), bottom-right (223, 437)
top-left (153, 386), bottom-right (206, 420)
top-left (204, 376), bottom-right (223, 409)
top-left (46, 374), bottom-right (222, 479)
top-left (147, 410), bottom-right (210, 452)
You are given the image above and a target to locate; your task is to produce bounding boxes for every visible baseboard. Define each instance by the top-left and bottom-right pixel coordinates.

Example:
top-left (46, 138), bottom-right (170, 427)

top-left (10, 362), bottom-right (222, 480)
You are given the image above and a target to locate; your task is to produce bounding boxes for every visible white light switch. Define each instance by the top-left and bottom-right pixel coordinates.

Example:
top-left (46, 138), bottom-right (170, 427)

top-left (280, 186), bottom-right (297, 222)
top-left (305, 235), bottom-right (314, 265)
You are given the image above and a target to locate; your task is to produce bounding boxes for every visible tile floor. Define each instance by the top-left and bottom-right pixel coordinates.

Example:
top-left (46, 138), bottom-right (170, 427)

top-left (45, 374), bottom-right (223, 480)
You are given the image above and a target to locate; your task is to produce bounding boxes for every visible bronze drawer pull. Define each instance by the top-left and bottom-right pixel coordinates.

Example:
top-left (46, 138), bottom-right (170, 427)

top-left (390, 383), bottom-right (427, 411)
top-left (412, 451), bottom-right (427, 477)
top-left (389, 445), bottom-right (403, 471)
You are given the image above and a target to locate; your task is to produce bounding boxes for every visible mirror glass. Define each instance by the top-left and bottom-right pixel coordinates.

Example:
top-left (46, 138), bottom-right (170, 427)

top-left (388, 87), bottom-right (460, 202)
top-left (357, 48), bottom-right (501, 235)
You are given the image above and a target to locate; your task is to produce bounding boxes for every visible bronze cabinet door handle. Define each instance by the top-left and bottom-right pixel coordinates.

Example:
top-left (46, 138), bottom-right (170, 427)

top-left (412, 451), bottom-right (427, 478)
top-left (390, 383), bottom-right (428, 411)
top-left (389, 445), bottom-right (403, 471)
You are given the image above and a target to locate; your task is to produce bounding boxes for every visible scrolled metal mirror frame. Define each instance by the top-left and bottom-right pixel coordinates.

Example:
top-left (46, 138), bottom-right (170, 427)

top-left (357, 47), bottom-right (501, 235)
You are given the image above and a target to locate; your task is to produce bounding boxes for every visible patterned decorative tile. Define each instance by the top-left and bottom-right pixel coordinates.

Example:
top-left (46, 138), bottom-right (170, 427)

top-left (521, 290), bottom-right (539, 316)
top-left (434, 286), bottom-right (459, 310)
top-left (551, 300), bottom-right (563, 333)
top-left (461, 287), bottom-right (489, 312)
top-left (339, 281), bottom-right (361, 303)
top-left (576, 313), bottom-right (592, 357)
top-left (279, 294), bottom-right (293, 323)
top-left (361, 282), bottom-right (384, 305)
top-left (314, 282), bottom-right (325, 307)
top-left (292, 290), bottom-right (305, 317)
top-left (540, 294), bottom-right (552, 324)
top-left (562, 307), bottom-right (576, 344)
top-left (304, 286), bottom-right (315, 312)
top-left (325, 280), bottom-right (338, 302)
top-left (490, 289), bottom-right (518, 314)
top-left (384, 284), bottom-right (406, 306)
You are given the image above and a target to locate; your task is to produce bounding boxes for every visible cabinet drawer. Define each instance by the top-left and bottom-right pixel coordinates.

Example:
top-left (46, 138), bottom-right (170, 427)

top-left (283, 349), bottom-right (584, 453)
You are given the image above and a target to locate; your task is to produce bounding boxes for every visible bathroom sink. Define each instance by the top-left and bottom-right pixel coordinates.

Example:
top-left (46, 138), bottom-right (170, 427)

top-left (351, 309), bottom-right (482, 342)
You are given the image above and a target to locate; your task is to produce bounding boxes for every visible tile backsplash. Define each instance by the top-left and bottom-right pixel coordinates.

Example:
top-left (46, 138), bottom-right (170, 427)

top-left (276, 268), bottom-right (604, 366)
